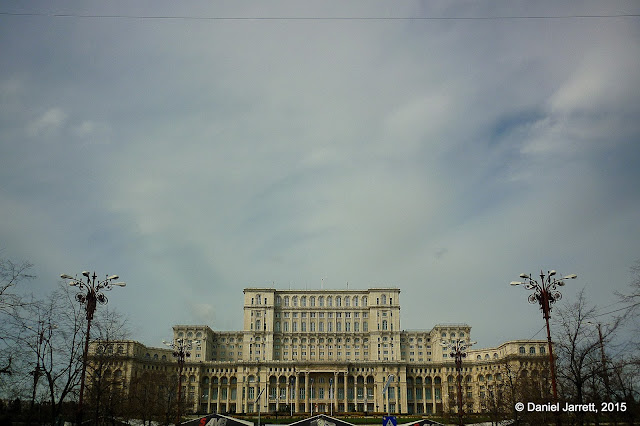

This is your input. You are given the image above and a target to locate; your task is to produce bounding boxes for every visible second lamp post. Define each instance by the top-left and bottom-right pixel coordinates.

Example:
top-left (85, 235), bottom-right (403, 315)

top-left (511, 269), bottom-right (576, 399)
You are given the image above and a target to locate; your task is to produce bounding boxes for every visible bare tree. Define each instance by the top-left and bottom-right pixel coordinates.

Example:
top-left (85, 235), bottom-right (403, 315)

top-left (554, 290), bottom-right (623, 426)
top-left (84, 307), bottom-right (130, 425)
top-left (0, 257), bottom-right (35, 376)
top-left (37, 283), bottom-right (86, 424)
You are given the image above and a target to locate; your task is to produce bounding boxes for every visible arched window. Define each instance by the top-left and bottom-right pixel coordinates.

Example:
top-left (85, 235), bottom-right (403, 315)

top-left (257, 294), bottom-right (261, 304)
top-left (529, 346), bottom-right (536, 354)
top-left (319, 296), bottom-right (324, 307)
top-left (310, 296), bottom-right (316, 306)
top-left (362, 296), bottom-right (367, 306)
top-left (301, 296), bottom-right (306, 307)
top-left (327, 296), bottom-right (332, 307)
top-left (540, 346), bottom-right (546, 354)
top-left (353, 296), bottom-right (358, 307)
top-left (293, 296), bottom-right (298, 307)
top-left (345, 296), bottom-right (350, 307)
top-left (284, 296), bottom-right (290, 306)
top-left (336, 296), bottom-right (342, 307)
top-left (519, 346), bottom-right (525, 354)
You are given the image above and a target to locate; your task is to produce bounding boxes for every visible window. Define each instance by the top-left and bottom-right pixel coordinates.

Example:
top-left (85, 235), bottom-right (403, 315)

top-left (381, 295), bottom-right (387, 305)
top-left (284, 296), bottom-right (290, 306)
top-left (529, 347), bottom-right (536, 354)
top-left (382, 320), bottom-right (388, 331)
top-left (276, 296), bottom-right (282, 305)
top-left (519, 346), bottom-right (525, 354)
top-left (311, 296), bottom-right (316, 307)
top-left (293, 296), bottom-right (298, 307)
top-left (540, 346), bottom-right (546, 354)
top-left (319, 321), bottom-right (324, 332)
top-left (327, 296), bottom-right (332, 307)
top-left (336, 296), bottom-right (342, 307)
top-left (319, 296), bottom-right (324, 307)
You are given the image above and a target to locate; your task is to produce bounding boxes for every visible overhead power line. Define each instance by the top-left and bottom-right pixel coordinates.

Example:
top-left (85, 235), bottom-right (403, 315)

top-left (0, 11), bottom-right (639, 21)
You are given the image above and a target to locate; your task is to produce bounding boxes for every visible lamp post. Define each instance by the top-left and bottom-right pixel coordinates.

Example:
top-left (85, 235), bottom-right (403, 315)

top-left (382, 374), bottom-right (394, 416)
top-left (163, 338), bottom-right (198, 425)
top-left (60, 271), bottom-right (125, 424)
top-left (511, 270), bottom-right (576, 399)
top-left (441, 338), bottom-right (476, 426)
top-left (256, 387), bottom-right (265, 426)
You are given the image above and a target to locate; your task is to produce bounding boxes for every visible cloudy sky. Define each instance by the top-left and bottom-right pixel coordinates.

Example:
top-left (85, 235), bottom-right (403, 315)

top-left (1, 1), bottom-right (639, 350)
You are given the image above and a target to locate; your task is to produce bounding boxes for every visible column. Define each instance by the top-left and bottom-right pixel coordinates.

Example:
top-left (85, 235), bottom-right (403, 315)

top-left (353, 378), bottom-right (357, 412)
top-left (276, 383), bottom-right (280, 411)
top-left (373, 379), bottom-right (378, 413)
top-left (343, 375), bottom-right (348, 412)
top-left (207, 380), bottom-right (212, 413)
top-left (422, 382), bottom-right (426, 414)
top-left (305, 372), bottom-right (310, 413)
top-left (217, 384), bottom-right (221, 413)
top-left (294, 375), bottom-right (299, 413)
top-left (431, 382), bottom-right (436, 414)
top-left (395, 382), bottom-right (402, 413)
top-left (333, 372), bottom-right (338, 413)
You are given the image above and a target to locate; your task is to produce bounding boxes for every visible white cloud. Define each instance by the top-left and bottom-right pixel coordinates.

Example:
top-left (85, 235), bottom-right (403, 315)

top-left (1, 1), bottom-right (639, 349)
top-left (26, 107), bottom-right (67, 137)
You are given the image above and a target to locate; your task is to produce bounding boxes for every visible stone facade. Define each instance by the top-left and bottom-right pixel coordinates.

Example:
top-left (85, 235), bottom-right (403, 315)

top-left (88, 287), bottom-right (550, 415)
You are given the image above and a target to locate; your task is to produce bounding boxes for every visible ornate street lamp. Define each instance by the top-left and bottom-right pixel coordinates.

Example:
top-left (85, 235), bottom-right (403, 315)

top-left (441, 338), bottom-right (476, 426)
top-left (511, 270), bottom-right (577, 399)
top-left (60, 271), bottom-right (125, 424)
top-left (163, 338), bottom-right (198, 425)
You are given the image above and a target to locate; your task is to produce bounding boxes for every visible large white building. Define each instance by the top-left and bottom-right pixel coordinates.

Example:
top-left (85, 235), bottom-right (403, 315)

top-left (90, 287), bottom-right (550, 415)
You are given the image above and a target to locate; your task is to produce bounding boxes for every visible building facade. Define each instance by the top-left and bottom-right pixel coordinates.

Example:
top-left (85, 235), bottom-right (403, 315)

top-left (89, 288), bottom-right (550, 415)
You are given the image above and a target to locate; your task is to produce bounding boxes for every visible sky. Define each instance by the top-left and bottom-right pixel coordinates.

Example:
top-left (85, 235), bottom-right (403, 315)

top-left (1, 1), bottom-right (639, 351)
